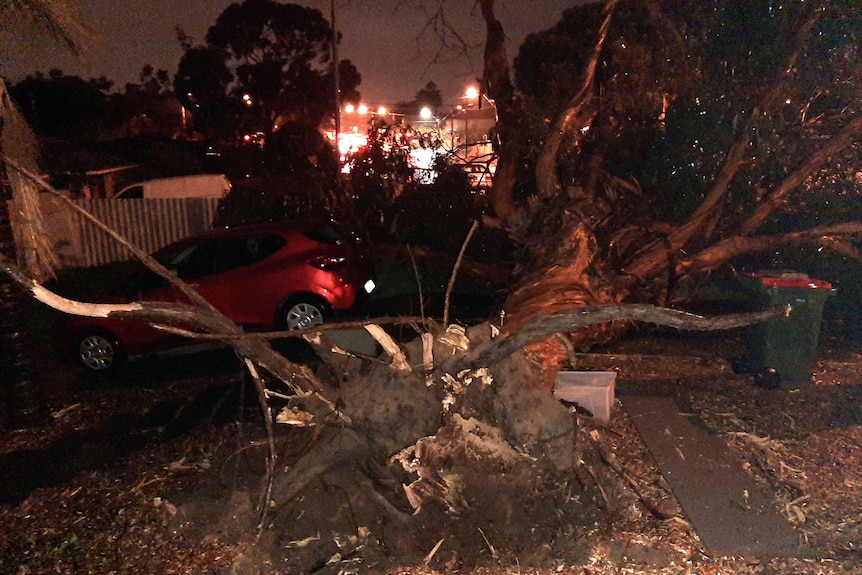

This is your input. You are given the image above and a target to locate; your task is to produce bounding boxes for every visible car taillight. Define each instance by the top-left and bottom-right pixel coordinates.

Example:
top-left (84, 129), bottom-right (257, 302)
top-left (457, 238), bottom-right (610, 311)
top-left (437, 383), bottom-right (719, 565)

top-left (309, 256), bottom-right (347, 270)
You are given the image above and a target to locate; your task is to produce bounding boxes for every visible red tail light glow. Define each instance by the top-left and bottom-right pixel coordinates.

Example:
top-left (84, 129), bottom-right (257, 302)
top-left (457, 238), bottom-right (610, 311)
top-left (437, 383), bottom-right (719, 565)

top-left (309, 256), bottom-right (347, 270)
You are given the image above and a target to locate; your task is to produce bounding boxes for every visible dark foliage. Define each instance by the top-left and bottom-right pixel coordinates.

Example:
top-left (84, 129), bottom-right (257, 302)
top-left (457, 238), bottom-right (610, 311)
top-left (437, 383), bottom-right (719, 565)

top-left (174, 47), bottom-right (235, 138)
top-left (512, 0), bottom-right (860, 232)
top-left (261, 120), bottom-right (339, 176)
top-left (392, 165), bottom-right (482, 253)
top-left (345, 124), bottom-right (412, 243)
top-left (213, 170), bottom-right (343, 229)
top-left (176, 0), bottom-right (361, 139)
top-left (8, 70), bottom-right (112, 140)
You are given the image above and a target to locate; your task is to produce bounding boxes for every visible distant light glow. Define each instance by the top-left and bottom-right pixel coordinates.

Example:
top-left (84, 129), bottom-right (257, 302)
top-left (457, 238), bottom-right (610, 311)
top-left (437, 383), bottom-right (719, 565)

top-left (465, 86), bottom-right (479, 100)
top-left (338, 131), bottom-right (368, 155)
top-left (420, 107), bottom-right (433, 120)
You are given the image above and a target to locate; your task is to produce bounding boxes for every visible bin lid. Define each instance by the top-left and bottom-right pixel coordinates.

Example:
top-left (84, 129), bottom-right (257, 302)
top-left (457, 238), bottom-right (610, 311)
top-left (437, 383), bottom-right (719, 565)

top-left (743, 272), bottom-right (832, 290)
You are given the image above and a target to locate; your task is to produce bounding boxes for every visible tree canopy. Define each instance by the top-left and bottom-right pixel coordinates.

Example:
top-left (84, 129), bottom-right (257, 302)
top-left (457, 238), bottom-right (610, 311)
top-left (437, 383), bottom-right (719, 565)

top-left (447, 0), bottom-right (860, 351)
top-left (8, 69), bottom-right (112, 139)
top-left (511, 0), bottom-right (860, 228)
top-left (175, 0), bottom-right (361, 138)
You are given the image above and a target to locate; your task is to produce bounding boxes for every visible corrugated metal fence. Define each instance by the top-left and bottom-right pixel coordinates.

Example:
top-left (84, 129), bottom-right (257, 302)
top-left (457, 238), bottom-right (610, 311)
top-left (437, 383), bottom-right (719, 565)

top-left (12, 196), bottom-right (220, 269)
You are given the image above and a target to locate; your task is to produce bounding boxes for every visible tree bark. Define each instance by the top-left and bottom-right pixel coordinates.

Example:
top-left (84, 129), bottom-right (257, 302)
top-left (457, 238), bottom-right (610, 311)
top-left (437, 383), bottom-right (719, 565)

top-left (445, 304), bottom-right (784, 375)
top-left (624, 114), bottom-right (862, 283)
top-left (478, 0), bottom-right (517, 222)
top-left (534, 0), bottom-right (618, 202)
top-left (679, 222), bottom-right (862, 276)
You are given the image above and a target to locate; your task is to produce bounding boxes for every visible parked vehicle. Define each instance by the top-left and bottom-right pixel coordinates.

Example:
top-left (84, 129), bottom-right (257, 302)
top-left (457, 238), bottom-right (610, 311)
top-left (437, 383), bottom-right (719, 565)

top-left (59, 218), bottom-right (376, 372)
top-left (112, 174), bottom-right (231, 199)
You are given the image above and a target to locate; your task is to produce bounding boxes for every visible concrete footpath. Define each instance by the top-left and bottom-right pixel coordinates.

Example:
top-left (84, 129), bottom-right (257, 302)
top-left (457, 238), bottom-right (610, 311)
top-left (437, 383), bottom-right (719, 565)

top-left (619, 393), bottom-right (802, 557)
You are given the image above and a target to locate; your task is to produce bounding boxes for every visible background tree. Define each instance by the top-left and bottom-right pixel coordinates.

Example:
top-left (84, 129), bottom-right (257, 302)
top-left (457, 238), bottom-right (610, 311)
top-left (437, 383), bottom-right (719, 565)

top-left (393, 80), bottom-right (444, 117)
top-left (177, 0), bottom-right (361, 138)
top-left (134, 64), bottom-right (172, 94)
top-left (215, 119), bottom-right (344, 227)
top-left (9, 69), bottom-right (112, 140)
top-left (414, 80), bottom-right (444, 112)
top-left (174, 46), bottom-right (235, 138)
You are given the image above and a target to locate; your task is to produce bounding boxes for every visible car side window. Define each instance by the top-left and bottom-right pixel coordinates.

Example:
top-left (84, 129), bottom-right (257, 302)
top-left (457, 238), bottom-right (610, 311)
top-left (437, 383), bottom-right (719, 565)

top-left (172, 234), bottom-right (285, 280)
top-left (174, 242), bottom-right (220, 280)
top-left (240, 234), bottom-right (284, 266)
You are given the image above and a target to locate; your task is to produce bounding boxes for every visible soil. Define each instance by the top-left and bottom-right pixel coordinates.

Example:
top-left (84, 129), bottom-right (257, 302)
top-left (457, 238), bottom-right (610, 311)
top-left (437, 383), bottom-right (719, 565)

top-left (1, 326), bottom-right (861, 575)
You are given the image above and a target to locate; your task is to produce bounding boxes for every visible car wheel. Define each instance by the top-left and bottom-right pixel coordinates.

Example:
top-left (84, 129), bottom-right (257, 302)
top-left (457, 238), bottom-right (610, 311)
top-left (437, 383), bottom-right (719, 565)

top-left (283, 300), bottom-right (326, 330)
top-left (76, 332), bottom-right (126, 372)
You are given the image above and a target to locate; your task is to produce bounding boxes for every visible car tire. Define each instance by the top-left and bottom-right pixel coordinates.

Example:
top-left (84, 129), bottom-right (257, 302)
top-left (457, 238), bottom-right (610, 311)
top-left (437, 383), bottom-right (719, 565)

top-left (280, 297), bottom-right (328, 330)
top-left (74, 331), bottom-right (127, 373)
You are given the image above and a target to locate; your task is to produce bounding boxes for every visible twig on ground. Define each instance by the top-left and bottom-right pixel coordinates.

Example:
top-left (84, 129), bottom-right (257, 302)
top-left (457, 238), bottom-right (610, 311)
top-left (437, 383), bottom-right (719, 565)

top-left (244, 358), bottom-right (278, 536)
top-left (444, 220), bottom-right (479, 327)
top-left (477, 527), bottom-right (499, 562)
top-left (424, 537), bottom-right (446, 565)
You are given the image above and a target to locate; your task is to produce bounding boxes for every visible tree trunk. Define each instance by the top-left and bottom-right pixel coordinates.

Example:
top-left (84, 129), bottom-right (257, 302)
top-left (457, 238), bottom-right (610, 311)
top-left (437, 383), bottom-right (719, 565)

top-left (264, 303), bottom-right (782, 517)
top-left (478, 0), bottom-right (517, 223)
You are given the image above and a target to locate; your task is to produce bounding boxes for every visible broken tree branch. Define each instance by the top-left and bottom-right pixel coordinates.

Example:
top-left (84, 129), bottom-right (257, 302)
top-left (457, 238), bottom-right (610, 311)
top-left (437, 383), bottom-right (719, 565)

top-left (535, 0), bottom-right (619, 202)
top-left (737, 115), bottom-right (862, 236)
top-left (364, 324), bottom-right (411, 371)
top-left (244, 357), bottom-right (278, 534)
top-left (443, 219), bottom-right (478, 327)
top-left (2, 155), bottom-right (223, 316)
top-left (0, 254), bottom-right (333, 406)
top-left (446, 304), bottom-right (785, 372)
top-left (680, 221), bottom-right (862, 275)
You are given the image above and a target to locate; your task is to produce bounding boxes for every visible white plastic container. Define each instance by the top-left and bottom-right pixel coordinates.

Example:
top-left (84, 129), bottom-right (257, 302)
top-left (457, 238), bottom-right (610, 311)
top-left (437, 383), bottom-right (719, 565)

top-left (553, 371), bottom-right (617, 424)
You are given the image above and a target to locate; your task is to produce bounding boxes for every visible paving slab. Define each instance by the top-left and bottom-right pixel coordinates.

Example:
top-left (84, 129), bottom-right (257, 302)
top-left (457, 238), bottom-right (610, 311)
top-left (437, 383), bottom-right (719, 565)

top-left (619, 393), bottom-right (803, 557)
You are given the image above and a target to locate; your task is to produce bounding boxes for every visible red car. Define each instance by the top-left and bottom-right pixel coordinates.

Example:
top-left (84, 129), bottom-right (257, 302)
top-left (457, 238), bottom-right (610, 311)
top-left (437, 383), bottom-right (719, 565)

top-left (61, 218), bottom-right (376, 372)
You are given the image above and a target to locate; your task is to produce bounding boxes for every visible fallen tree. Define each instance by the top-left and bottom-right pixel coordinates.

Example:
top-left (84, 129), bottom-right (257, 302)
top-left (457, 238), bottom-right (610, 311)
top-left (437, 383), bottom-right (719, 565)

top-left (0, 183), bottom-right (783, 523)
top-left (0, 121), bottom-right (790, 570)
top-left (2, 236), bottom-right (786, 569)
top-left (473, 0), bottom-right (861, 384)
top-left (1, 1), bottom-right (858, 568)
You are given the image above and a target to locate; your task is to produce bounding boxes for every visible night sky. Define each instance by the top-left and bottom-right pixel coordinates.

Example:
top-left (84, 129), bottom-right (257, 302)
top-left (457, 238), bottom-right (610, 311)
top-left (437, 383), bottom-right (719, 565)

top-left (1, 0), bottom-right (579, 105)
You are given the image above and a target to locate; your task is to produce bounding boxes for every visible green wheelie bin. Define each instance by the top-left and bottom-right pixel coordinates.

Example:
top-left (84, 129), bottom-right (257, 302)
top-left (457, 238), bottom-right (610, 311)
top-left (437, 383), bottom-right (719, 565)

top-left (739, 272), bottom-right (835, 388)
